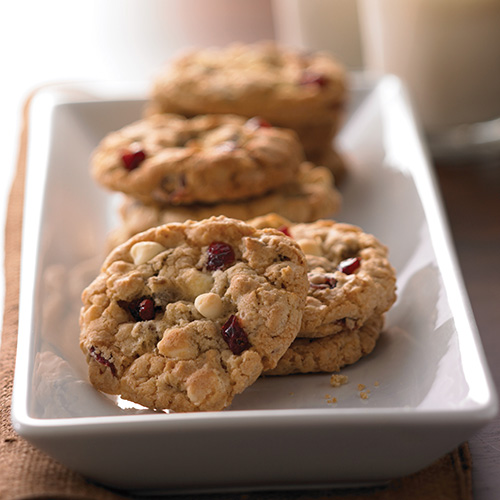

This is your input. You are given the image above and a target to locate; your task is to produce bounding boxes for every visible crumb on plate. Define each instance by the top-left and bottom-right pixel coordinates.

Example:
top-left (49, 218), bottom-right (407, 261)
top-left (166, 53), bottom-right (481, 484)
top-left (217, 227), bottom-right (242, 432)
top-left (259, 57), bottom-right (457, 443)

top-left (330, 373), bottom-right (349, 387)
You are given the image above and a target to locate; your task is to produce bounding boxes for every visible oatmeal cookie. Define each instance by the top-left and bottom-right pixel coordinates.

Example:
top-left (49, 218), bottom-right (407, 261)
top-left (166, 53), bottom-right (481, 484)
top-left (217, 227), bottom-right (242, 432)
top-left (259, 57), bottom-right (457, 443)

top-left (149, 41), bottom-right (348, 162)
top-left (307, 147), bottom-right (348, 184)
top-left (264, 314), bottom-right (384, 376)
top-left (288, 121), bottom-right (342, 163)
top-left (150, 41), bottom-right (347, 128)
top-left (106, 164), bottom-right (342, 249)
top-left (248, 214), bottom-right (397, 338)
top-left (80, 216), bottom-right (309, 412)
top-left (91, 113), bottom-right (304, 206)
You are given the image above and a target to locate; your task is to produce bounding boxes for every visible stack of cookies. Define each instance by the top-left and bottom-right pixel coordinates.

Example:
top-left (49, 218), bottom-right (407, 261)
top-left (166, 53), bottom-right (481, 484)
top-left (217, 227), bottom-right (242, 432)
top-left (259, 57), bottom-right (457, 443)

top-left (91, 112), bottom-right (342, 249)
top-left (80, 41), bottom-right (398, 413)
top-left (248, 214), bottom-right (397, 376)
top-left (79, 215), bottom-right (397, 412)
top-left (149, 41), bottom-right (349, 181)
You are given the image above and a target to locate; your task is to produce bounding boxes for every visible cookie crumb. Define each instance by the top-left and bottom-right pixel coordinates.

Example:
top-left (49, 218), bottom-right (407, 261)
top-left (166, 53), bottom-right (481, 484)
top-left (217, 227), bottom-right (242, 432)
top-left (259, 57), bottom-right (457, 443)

top-left (374, 381), bottom-right (380, 387)
top-left (326, 397), bottom-right (338, 404)
top-left (357, 383), bottom-right (366, 391)
top-left (360, 391), bottom-right (370, 400)
top-left (330, 373), bottom-right (349, 387)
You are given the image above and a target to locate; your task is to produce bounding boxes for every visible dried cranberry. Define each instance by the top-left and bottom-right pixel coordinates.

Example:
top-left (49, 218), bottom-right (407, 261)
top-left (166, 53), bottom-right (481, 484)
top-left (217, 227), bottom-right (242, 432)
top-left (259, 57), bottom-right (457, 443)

top-left (118, 296), bottom-right (157, 321)
top-left (337, 257), bottom-right (361, 275)
top-left (121, 146), bottom-right (146, 171)
top-left (89, 346), bottom-right (116, 375)
top-left (299, 71), bottom-right (328, 87)
top-left (221, 315), bottom-right (251, 355)
top-left (137, 298), bottom-right (155, 320)
top-left (245, 116), bottom-right (272, 130)
top-left (277, 225), bottom-right (292, 237)
top-left (206, 241), bottom-right (235, 271)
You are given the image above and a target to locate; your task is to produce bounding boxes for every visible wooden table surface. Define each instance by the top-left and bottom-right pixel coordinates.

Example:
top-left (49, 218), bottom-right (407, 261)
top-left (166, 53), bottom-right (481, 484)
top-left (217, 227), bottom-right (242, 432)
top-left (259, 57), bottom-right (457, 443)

top-left (434, 158), bottom-right (500, 500)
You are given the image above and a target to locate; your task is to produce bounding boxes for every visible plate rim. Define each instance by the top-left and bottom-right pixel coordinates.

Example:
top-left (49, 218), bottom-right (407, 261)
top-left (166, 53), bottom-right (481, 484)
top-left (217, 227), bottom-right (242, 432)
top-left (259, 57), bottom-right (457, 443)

top-left (10, 74), bottom-right (498, 490)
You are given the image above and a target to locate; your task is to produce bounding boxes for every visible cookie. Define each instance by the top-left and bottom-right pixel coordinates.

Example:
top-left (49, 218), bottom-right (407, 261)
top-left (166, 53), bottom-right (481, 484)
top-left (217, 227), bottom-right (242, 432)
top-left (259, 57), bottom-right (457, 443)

top-left (149, 41), bottom-right (348, 163)
top-left (106, 164), bottom-right (342, 249)
top-left (79, 216), bottom-right (309, 412)
top-left (264, 315), bottom-right (384, 376)
top-left (91, 113), bottom-right (304, 206)
top-left (248, 214), bottom-right (397, 338)
top-left (289, 121), bottom-right (342, 162)
top-left (307, 147), bottom-right (348, 184)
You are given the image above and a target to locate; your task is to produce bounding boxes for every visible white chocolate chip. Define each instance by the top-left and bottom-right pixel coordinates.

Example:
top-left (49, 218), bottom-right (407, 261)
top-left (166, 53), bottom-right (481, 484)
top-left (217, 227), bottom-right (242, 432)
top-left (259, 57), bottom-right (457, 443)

top-left (180, 269), bottom-right (214, 299)
top-left (158, 327), bottom-right (198, 359)
top-left (297, 238), bottom-right (322, 256)
top-left (309, 273), bottom-right (329, 285)
top-left (194, 293), bottom-right (223, 319)
top-left (130, 241), bottom-right (166, 265)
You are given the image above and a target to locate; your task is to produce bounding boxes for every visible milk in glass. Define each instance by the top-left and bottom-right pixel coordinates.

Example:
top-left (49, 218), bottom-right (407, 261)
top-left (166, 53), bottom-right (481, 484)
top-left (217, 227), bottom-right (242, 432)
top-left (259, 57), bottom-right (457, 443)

top-left (358, 0), bottom-right (500, 135)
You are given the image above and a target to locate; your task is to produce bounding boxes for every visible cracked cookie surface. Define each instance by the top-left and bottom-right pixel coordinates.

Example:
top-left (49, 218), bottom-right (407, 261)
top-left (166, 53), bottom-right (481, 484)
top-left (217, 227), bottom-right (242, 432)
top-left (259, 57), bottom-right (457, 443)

top-left (91, 113), bottom-right (303, 206)
top-left (248, 214), bottom-right (397, 338)
top-left (80, 216), bottom-right (309, 412)
top-left (150, 41), bottom-right (347, 132)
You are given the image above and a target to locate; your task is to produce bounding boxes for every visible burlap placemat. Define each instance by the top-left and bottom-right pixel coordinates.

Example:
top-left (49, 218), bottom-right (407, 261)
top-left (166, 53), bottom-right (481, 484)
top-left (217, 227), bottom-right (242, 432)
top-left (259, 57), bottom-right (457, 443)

top-left (0, 93), bottom-right (473, 500)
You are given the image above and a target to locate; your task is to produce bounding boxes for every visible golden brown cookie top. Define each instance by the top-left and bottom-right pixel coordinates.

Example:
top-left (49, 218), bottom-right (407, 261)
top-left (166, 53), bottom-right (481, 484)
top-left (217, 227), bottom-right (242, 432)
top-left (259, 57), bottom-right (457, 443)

top-left (91, 113), bottom-right (304, 206)
top-left (150, 41), bottom-right (348, 125)
top-left (80, 216), bottom-right (309, 412)
top-left (248, 214), bottom-right (397, 337)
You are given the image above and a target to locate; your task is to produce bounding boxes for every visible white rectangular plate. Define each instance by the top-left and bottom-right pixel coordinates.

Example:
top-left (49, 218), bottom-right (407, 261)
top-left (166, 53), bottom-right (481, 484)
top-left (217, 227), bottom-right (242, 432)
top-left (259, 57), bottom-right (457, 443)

top-left (11, 75), bottom-right (497, 495)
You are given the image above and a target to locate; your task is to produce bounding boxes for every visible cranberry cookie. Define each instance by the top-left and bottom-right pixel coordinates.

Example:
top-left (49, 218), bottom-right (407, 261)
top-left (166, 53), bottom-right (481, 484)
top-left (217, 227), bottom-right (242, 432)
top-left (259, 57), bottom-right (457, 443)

top-left (264, 314), bottom-right (384, 376)
top-left (106, 164), bottom-right (342, 249)
top-left (307, 147), bottom-right (348, 184)
top-left (248, 214), bottom-right (397, 338)
top-left (91, 113), bottom-right (303, 206)
top-left (80, 216), bottom-right (309, 412)
top-left (149, 41), bottom-right (348, 167)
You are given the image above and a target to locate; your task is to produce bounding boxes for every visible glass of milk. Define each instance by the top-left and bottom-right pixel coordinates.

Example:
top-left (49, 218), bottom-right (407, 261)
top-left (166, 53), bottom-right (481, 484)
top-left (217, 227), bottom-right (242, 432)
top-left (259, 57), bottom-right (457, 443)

top-left (272, 0), bottom-right (364, 70)
top-left (357, 0), bottom-right (500, 161)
